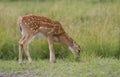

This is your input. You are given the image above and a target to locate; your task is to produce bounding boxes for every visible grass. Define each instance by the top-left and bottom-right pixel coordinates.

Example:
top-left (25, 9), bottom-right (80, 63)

top-left (0, 58), bottom-right (120, 77)
top-left (0, 0), bottom-right (119, 59)
top-left (0, 0), bottom-right (120, 76)
top-left (0, 0), bottom-right (120, 59)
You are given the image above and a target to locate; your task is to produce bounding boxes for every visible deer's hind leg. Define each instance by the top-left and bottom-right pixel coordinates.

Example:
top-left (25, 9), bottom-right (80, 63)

top-left (22, 34), bottom-right (35, 64)
top-left (19, 35), bottom-right (25, 64)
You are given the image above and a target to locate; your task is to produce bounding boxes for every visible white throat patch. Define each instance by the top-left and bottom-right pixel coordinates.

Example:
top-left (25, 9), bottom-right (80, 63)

top-left (68, 47), bottom-right (74, 53)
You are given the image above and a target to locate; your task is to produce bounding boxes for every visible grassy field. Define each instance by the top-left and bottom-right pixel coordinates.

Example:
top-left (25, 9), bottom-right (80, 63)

top-left (0, 0), bottom-right (120, 77)
top-left (0, 58), bottom-right (120, 77)
top-left (0, 0), bottom-right (120, 59)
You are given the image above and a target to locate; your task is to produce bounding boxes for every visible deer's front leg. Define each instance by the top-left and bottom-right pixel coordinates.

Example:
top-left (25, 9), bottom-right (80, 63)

top-left (47, 35), bottom-right (56, 63)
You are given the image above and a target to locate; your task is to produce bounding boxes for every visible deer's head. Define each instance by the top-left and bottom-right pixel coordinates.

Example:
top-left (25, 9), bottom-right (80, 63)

top-left (69, 39), bottom-right (80, 58)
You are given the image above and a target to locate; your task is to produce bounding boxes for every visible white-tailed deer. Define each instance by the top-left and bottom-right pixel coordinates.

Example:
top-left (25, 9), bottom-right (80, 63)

top-left (18, 15), bottom-right (80, 64)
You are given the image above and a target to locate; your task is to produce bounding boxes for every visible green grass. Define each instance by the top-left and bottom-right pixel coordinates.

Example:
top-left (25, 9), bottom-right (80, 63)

top-left (0, 0), bottom-right (120, 76)
top-left (0, 58), bottom-right (120, 77)
top-left (0, 0), bottom-right (119, 60)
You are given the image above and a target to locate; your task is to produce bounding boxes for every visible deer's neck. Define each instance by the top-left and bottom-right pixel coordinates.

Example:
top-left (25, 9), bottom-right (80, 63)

top-left (57, 33), bottom-right (73, 47)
